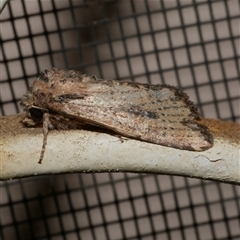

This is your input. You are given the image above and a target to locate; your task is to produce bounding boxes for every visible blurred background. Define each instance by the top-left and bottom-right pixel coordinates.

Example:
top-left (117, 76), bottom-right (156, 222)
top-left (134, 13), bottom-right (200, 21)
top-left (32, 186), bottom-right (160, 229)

top-left (0, 0), bottom-right (239, 239)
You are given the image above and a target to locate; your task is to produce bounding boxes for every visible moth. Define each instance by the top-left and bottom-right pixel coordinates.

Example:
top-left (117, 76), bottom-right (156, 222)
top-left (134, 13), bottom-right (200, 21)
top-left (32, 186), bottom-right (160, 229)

top-left (20, 68), bottom-right (213, 164)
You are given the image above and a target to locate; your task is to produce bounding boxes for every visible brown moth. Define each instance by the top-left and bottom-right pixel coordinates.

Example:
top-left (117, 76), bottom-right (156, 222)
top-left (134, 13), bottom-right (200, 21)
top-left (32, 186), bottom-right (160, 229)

top-left (20, 68), bottom-right (213, 164)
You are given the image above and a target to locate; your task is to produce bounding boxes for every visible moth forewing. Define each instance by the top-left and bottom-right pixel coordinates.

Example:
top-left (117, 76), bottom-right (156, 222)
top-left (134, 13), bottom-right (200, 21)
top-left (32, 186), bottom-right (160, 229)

top-left (20, 68), bottom-right (213, 164)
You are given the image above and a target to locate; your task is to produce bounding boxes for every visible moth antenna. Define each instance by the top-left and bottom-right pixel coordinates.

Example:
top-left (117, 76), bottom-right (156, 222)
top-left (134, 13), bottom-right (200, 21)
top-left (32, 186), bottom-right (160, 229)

top-left (38, 113), bottom-right (50, 164)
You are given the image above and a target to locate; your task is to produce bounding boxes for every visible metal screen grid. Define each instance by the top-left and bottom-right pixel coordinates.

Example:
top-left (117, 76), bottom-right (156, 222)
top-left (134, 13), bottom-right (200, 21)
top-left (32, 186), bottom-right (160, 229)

top-left (0, 0), bottom-right (240, 240)
top-left (1, 174), bottom-right (240, 240)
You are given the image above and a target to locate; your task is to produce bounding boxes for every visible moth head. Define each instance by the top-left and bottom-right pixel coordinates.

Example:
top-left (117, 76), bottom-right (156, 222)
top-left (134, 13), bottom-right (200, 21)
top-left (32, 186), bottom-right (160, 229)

top-left (20, 92), bottom-right (46, 126)
top-left (29, 107), bottom-right (44, 121)
top-left (20, 87), bottom-right (41, 115)
top-left (20, 106), bottom-right (47, 127)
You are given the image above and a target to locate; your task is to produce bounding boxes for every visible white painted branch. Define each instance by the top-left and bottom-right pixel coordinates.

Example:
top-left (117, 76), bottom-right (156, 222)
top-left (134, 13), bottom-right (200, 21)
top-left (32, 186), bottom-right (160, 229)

top-left (1, 114), bottom-right (239, 184)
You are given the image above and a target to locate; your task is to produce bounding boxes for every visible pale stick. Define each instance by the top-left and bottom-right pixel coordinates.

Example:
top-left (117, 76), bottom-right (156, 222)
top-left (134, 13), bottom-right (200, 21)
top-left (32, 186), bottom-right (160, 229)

top-left (1, 114), bottom-right (239, 184)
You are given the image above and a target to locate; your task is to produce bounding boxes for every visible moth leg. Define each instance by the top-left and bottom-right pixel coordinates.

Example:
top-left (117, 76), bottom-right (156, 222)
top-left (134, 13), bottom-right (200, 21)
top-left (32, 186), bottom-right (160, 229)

top-left (38, 113), bottom-right (50, 164)
top-left (22, 117), bottom-right (36, 127)
top-left (116, 135), bottom-right (129, 143)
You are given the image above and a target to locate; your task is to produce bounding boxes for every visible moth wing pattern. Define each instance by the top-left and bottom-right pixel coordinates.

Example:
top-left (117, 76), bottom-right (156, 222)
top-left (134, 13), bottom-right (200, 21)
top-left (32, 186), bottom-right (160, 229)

top-left (21, 68), bottom-right (213, 152)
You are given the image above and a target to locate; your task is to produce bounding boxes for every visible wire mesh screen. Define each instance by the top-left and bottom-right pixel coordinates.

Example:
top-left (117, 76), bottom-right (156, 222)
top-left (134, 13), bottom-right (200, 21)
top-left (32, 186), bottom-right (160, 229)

top-left (0, 0), bottom-right (239, 240)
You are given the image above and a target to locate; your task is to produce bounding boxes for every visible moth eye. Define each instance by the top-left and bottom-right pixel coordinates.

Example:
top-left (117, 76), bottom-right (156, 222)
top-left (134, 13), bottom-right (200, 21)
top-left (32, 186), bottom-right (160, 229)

top-left (29, 108), bottom-right (44, 120)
